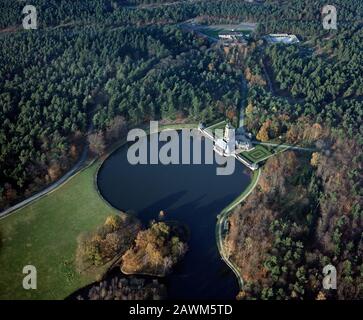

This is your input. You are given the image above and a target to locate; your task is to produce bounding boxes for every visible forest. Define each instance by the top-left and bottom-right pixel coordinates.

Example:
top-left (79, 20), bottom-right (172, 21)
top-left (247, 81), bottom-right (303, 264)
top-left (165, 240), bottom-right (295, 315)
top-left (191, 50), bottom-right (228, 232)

top-left (0, 0), bottom-right (362, 300)
top-left (74, 275), bottom-right (167, 300)
top-left (0, 23), bottom-right (240, 208)
top-left (1, 0), bottom-right (362, 34)
top-left (121, 222), bottom-right (188, 276)
top-left (226, 134), bottom-right (362, 300)
top-left (221, 2), bottom-right (362, 299)
top-left (4, 0), bottom-right (361, 209)
top-left (77, 215), bottom-right (187, 279)
top-left (241, 25), bottom-right (362, 141)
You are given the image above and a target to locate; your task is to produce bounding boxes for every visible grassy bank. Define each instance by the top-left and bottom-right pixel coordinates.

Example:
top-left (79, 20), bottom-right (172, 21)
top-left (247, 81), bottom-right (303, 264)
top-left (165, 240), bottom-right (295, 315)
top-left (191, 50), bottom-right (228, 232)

top-left (220, 168), bottom-right (261, 215)
top-left (215, 168), bottom-right (261, 290)
top-left (0, 161), bottom-right (117, 300)
top-left (0, 123), bottom-right (198, 300)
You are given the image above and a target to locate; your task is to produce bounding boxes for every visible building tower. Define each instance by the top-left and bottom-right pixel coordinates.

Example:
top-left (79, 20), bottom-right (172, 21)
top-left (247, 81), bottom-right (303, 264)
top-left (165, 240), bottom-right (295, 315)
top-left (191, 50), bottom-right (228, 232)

top-left (224, 122), bottom-right (235, 142)
top-left (224, 122), bottom-right (235, 156)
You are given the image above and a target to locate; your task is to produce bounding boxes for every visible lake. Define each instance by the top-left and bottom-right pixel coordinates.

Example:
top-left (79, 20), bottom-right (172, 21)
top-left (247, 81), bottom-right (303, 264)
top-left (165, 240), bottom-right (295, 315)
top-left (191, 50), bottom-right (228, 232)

top-left (96, 131), bottom-right (251, 299)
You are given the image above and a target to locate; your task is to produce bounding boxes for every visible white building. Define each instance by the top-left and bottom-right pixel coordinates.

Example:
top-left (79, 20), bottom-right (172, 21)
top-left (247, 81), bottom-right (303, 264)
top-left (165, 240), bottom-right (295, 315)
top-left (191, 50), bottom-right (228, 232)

top-left (198, 122), bottom-right (258, 171)
top-left (219, 33), bottom-right (244, 40)
top-left (224, 122), bottom-right (235, 142)
top-left (265, 33), bottom-right (299, 44)
top-left (236, 126), bottom-right (254, 151)
top-left (237, 138), bottom-right (254, 151)
top-left (218, 32), bottom-right (248, 45)
top-left (213, 122), bottom-right (254, 155)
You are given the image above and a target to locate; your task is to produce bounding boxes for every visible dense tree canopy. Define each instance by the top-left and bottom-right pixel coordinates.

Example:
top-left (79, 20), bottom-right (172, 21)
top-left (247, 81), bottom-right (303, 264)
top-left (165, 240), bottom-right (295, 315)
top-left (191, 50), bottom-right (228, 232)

top-left (0, 24), bottom-right (240, 208)
top-left (228, 141), bottom-right (362, 300)
top-left (0, 0), bottom-right (362, 300)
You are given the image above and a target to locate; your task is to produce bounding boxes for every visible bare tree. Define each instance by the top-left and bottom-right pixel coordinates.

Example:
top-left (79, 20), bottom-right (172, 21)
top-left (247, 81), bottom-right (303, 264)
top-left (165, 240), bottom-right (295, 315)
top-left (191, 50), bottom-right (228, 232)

top-left (88, 132), bottom-right (106, 156)
top-left (106, 116), bottom-right (127, 143)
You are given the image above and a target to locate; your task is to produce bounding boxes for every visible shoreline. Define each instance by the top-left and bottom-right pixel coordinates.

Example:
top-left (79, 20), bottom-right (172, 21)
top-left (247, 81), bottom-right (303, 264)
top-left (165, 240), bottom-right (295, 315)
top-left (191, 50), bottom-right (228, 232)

top-left (94, 123), bottom-right (199, 214)
top-left (95, 123), bottom-right (259, 296)
top-left (215, 167), bottom-right (261, 291)
top-left (1, 121), bottom-right (256, 299)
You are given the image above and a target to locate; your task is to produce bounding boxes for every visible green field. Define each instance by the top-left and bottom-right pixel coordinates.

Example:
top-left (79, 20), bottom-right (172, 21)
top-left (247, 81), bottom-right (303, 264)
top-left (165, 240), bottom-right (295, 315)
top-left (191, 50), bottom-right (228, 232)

top-left (199, 28), bottom-right (221, 38)
top-left (0, 123), bottom-right (198, 300)
top-left (0, 160), bottom-right (116, 300)
top-left (240, 145), bottom-right (272, 163)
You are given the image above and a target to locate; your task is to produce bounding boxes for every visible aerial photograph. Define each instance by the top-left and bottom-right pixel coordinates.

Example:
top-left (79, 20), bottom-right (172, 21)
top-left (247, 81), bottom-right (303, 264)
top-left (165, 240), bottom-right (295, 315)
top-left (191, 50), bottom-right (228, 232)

top-left (0, 0), bottom-right (362, 309)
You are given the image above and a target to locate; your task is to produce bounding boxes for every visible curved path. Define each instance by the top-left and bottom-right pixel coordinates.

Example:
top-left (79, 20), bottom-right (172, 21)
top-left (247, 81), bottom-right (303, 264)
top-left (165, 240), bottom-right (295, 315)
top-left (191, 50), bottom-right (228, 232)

top-left (215, 168), bottom-right (261, 290)
top-left (0, 123), bottom-right (195, 220)
top-left (255, 141), bottom-right (315, 152)
top-left (213, 70), bottom-right (262, 291)
top-left (0, 146), bottom-right (89, 220)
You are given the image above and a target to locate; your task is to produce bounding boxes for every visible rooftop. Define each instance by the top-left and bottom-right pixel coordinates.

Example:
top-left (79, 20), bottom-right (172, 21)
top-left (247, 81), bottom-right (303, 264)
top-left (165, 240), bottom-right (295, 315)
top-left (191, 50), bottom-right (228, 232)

top-left (265, 34), bottom-right (299, 44)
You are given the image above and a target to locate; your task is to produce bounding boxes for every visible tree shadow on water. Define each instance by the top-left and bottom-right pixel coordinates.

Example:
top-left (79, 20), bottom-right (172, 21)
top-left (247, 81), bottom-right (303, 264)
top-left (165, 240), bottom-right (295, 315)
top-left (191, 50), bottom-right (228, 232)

top-left (138, 190), bottom-right (189, 223)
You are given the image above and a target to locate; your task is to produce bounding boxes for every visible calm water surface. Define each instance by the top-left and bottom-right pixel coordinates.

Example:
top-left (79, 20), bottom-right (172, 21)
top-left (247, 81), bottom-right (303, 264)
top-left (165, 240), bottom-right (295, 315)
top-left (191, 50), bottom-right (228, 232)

top-left (97, 132), bottom-right (251, 299)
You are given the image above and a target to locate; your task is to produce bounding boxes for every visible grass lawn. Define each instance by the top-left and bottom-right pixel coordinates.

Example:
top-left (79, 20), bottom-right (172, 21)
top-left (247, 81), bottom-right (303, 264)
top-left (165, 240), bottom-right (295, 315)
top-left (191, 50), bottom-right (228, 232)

top-left (0, 123), bottom-right (198, 300)
top-left (200, 28), bottom-right (223, 38)
top-left (0, 160), bottom-right (117, 300)
top-left (215, 168), bottom-right (261, 289)
top-left (240, 145), bottom-right (272, 163)
top-left (220, 168), bottom-right (261, 214)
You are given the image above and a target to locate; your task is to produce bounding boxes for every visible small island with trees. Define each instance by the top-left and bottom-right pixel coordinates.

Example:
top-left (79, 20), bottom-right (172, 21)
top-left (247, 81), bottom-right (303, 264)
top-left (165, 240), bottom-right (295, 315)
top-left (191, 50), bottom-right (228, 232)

top-left (0, 0), bottom-right (361, 301)
top-left (75, 213), bottom-right (188, 298)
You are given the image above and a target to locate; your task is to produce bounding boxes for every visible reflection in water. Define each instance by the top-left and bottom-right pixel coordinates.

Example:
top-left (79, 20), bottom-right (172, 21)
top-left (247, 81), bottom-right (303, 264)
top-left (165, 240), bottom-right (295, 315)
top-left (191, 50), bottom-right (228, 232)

top-left (96, 132), bottom-right (251, 299)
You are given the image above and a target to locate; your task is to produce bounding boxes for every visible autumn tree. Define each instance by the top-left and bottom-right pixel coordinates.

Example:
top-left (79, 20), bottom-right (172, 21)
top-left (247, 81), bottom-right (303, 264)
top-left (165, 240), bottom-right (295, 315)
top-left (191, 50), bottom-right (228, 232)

top-left (245, 102), bottom-right (254, 115)
top-left (256, 120), bottom-right (272, 142)
top-left (121, 222), bottom-right (187, 276)
top-left (76, 214), bottom-right (141, 272)
top-left (310, 152), bottom-right (320, 167)
top-left (47, 161), bottom-right (62, 182)
top-left (105, 116), bottom-right (127, 143)
top-left (88, 132), bottom-right (106, 156)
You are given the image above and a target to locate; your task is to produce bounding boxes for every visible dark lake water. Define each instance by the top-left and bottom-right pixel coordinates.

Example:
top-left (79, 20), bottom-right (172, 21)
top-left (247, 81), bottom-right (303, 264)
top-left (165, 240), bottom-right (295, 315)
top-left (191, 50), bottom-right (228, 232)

top-left (96, 131), bottom-right (251, 299)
